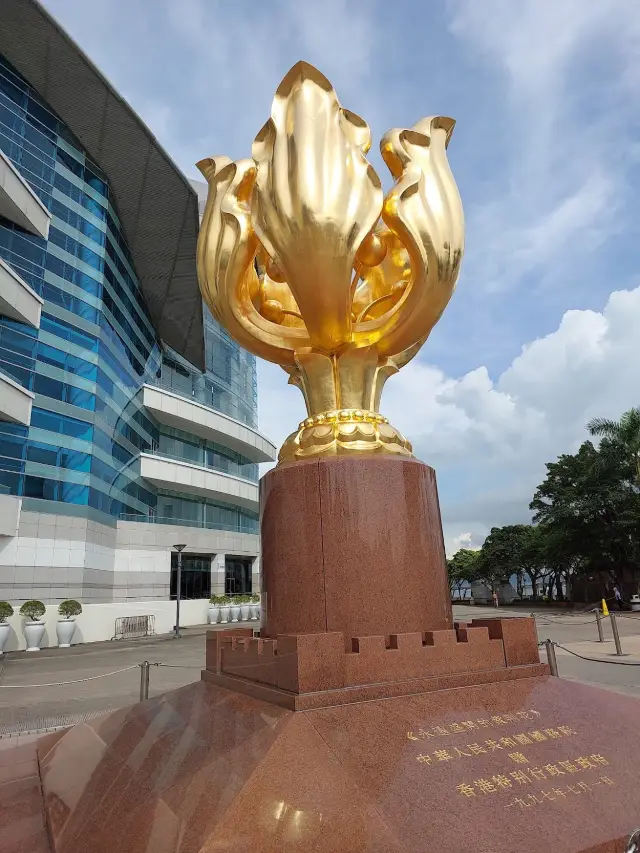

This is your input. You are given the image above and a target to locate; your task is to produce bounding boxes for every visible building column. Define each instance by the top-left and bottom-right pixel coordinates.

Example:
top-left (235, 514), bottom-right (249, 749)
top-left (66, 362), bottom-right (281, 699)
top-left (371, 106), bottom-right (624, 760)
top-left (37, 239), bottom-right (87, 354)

top-left (252, 555), bottom-right (260, 596)
top-left (211, 553), bottom-right (226, 596)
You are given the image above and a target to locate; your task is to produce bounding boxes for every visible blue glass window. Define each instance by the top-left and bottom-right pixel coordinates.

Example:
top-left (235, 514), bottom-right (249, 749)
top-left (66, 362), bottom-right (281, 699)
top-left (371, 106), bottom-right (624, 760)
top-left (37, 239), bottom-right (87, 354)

top-left (23, 475), bottom-right (56, 500)
top-left (59, 482), bottom-right (89, 504)
top-left (30, 408), bottom-right (93, 441)
top-left (0, 432), bottom-right (26, 460)
top-left (0, 52), bottom-right (260, 527)
top-left (0, 470), bottom-right (21, 494)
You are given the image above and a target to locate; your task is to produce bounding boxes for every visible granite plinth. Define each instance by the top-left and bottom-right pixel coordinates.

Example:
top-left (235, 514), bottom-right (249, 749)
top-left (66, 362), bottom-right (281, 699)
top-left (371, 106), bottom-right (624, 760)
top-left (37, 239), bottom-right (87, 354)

top-left (203, 617), bottom-right (544, 709)
top-left (16, 675), bottom-right (639, 853)
top-left (0, 736), bottom-right (52, 853)
top-left (260, 456), bottom-right (453, 638)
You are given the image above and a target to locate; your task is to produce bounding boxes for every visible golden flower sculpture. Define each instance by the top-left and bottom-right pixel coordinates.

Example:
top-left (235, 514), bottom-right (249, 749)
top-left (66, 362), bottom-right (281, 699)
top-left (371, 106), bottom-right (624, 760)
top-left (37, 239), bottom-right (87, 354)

top-left (197, 62), bottom-right (464, 463)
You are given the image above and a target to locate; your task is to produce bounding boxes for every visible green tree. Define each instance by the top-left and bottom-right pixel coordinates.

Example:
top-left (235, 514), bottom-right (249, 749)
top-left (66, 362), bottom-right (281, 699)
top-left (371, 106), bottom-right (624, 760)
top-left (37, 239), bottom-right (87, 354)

top-left (446, 549), bottom-right (480, 599)
top-left (531, 440), bottom-right (640, 591)
top-left (587, 407), bottom-right (640, 488)
top-left (477, 524), bottom-right (547, 600)
top-left (536, 524), bottom-right (584, 602)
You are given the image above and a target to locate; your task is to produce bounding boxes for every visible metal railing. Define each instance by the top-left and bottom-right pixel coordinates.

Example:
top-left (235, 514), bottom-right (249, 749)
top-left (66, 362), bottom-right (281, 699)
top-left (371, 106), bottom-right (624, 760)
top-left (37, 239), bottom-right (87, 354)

top-left (143, 448), bottom-right (258, 483)
top-left (148, 375), bottom-right (257, 429)
top-left (117, 513), bottom-right (258, 534)
top-left (111, 614), bottom-right (155, 641)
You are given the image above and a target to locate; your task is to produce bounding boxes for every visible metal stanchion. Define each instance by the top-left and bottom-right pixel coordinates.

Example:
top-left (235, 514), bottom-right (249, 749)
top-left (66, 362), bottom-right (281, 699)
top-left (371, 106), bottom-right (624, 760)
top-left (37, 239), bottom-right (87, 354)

top-left (609, 613), bottom-right (623, 656)
top-left (595, 609), bottom-right (604, 642)
top-left (139, 660), bottom-right (150, 701)
top-left (626, 828), bottom-right (640, 853)
top-left (545, 639), bottom-right (559, 676)
top-left (173, 543), bottom-right (187, 639)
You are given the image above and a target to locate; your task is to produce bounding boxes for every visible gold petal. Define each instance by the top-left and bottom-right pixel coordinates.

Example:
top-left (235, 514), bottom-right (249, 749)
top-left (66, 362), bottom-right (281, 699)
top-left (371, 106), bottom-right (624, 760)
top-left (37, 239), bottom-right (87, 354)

top-left (196, 156), bottom-right (309, 366)
top-left (368, 115), bottom-right (465, 356)
top-left (251, 61), bottom-right (383, 351)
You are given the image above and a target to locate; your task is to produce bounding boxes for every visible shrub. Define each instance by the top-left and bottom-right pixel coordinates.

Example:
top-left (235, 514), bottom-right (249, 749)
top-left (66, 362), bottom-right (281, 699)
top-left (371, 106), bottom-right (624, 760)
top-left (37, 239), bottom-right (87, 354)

top-left (0, 601), bottom-right (13, 622)
top-left (58, 600), bottom-right (82, 618)
top-left (250, 594), bottom-right (260, 604)
top-left (19, 600), bottom-right (45, 621)
top-left (210, 594), bottom-right (230, 605)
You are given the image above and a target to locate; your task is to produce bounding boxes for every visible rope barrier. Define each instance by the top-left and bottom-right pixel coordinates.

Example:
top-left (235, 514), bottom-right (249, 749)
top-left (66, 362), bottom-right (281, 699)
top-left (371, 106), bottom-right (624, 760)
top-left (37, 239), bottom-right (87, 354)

top-left (532, 609), bottom-right (640, 624)
top-left (532, 614), bottom-right (600, 625)
top-left (0, 660), bottom-right (205, 689)
top-left (0, 664), bottom-right (140, 688)
top-left (546, 641), bottom-right (640, 666)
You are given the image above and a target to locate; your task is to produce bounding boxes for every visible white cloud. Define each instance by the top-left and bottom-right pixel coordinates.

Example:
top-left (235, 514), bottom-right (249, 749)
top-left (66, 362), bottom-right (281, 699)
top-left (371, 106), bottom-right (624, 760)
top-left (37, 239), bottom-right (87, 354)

top-left (42, 0), bottom-right (382, 177)
top-left (450, 532), bottom-right (481, 553)
top-left (389, 285), bottom-right (640, 553)
top-left (260, 285), bottom-right (640, 556)
top-left (448, 0), bottom-right (640, 298)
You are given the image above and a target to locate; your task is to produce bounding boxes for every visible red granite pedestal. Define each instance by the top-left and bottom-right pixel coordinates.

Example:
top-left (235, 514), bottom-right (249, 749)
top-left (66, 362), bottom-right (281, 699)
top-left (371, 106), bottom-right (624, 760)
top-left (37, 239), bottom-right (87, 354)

top-left (31, 670), bottom-right (640, 853)
top-left (2, 457), bottom-right (639, 852)
top-left (260, 457), bottom-right (453, 638)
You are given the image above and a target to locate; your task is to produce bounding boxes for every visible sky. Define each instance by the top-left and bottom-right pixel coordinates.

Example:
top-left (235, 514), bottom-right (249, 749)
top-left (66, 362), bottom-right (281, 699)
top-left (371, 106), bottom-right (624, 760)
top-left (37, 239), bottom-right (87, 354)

top-left (41, 0), bottom-right (640, 554)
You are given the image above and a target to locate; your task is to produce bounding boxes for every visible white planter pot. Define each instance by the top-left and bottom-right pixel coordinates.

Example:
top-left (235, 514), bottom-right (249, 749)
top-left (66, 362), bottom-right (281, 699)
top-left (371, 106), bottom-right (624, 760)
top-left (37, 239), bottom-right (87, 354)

top-left (630, 596), bottom-right (640, 612)
top-left (56, 618), bottom-right (76, 648)
top-left (249, 602), bottom-right (260, 620)
top-left (24, 620), bottom-right (45, 652)
top-left (229, 604), bottom-right (241, 623)
top-left (0, 622), bottom-right (10, 654)
top-left (219, 605), bottom-right (230, 624)
top-left (208, 605), bottom-right (220, 624)
top-left (239, 604), bottom-right (251, 621)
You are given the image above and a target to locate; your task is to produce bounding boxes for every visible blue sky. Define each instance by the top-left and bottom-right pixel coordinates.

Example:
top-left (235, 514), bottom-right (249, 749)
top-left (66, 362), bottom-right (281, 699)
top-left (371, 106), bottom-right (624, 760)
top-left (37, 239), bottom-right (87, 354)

top-left (42, 0), bottom-right (640, 552)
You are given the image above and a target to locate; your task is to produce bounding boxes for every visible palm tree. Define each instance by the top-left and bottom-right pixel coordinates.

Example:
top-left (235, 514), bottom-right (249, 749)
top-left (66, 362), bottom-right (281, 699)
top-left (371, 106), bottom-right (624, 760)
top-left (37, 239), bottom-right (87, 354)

top-left (587, 407), bottom-right (640, 487)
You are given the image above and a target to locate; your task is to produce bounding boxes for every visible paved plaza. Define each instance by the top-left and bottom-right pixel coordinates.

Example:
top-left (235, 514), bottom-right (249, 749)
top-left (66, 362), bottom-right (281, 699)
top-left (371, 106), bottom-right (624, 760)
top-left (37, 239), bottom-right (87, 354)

top-left (0, 606), bottom-right (638, 737)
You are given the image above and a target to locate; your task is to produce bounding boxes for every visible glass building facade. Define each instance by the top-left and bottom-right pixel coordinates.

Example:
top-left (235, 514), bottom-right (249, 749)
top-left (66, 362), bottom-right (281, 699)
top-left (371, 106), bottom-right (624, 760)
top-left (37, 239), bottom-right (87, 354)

top-left (0, 53), bottom-right (259, 534)
top-left (157, 296), bottom-right (257, 428)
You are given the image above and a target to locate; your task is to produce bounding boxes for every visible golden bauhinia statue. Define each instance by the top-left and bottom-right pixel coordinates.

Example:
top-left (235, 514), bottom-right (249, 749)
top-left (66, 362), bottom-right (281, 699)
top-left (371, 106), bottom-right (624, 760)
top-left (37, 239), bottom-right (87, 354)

top-left (196, 61), bottom-right (464, 464)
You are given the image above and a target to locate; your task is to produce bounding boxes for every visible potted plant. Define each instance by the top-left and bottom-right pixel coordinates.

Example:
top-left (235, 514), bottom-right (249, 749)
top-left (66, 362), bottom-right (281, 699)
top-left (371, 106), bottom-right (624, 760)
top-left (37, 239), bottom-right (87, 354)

top-left (239, 594), bottom-right (251, 622)
top-left (249, 593), bottom-right (260, 621)
top-left (57, 600), bottom-right (81, 647)
top-left (0, 602), bottom-right (13, 654)
top-left (219, 596), bottom-right (231, 624)
top-left (20, 600), bottom-right (46, 651)
top-left (208, 595), bottom-right (221, 624)
top-left (229, 595), bottom-right (242, 623)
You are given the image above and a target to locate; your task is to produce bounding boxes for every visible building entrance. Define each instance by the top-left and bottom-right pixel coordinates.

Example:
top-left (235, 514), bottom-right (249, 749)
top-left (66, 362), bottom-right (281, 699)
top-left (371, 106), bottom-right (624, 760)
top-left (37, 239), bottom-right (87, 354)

top-left (170, 553), bottom-right (212, 600)
top-left (225, 556), bottom-right (253, 595)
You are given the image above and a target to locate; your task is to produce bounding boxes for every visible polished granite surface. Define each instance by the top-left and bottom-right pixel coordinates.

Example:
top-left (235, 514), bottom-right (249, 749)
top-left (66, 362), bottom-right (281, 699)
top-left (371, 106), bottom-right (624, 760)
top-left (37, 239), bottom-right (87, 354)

top-left (260, 457), bottom-right (453, 639)
top-left (0, 734), bottom-right (50, 853)
top-left (2, 674), bottom-right (631, 852)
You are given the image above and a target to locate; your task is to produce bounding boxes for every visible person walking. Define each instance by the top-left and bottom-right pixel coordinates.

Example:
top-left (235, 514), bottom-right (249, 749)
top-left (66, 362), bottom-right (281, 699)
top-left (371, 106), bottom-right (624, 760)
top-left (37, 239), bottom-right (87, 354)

top-left (614, 585), bottom-right (623, 610)
top-left (492, 590), bottom-right (499, 608)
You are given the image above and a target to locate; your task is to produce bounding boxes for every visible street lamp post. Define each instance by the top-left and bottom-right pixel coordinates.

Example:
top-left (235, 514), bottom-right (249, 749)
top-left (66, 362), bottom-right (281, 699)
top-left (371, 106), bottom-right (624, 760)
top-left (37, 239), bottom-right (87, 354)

top-left (173, 544), bottom-right (187, 639)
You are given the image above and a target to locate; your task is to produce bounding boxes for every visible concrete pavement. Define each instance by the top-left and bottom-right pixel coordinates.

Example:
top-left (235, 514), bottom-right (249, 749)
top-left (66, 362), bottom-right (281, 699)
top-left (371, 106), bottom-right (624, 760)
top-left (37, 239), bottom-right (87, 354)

top-left (0, 625), bottom-right (210, 735)
top-left (462, 604), bottom-right (640, 698)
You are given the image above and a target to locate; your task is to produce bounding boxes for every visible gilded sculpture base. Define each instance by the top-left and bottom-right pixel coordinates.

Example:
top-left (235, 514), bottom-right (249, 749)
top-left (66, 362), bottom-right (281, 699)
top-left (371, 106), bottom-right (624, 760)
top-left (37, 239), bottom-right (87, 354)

top-left (278, 408), bottom-right (412, 463)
